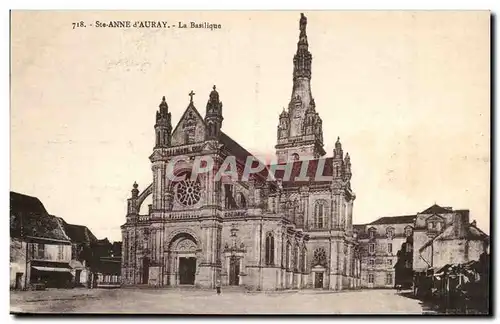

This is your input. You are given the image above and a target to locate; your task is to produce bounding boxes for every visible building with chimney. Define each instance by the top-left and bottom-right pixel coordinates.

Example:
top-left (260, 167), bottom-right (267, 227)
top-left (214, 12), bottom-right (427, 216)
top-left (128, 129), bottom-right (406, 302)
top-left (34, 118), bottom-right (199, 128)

top-left (121, 13), bottom-right (361, 290)
top-left (355, 204), bottom-right (489, 289)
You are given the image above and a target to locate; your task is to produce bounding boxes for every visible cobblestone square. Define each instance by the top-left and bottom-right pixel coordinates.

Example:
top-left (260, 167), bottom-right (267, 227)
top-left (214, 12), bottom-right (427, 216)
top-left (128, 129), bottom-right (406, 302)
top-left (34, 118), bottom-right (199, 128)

top-left (10, 288), bottom-right (426, 314)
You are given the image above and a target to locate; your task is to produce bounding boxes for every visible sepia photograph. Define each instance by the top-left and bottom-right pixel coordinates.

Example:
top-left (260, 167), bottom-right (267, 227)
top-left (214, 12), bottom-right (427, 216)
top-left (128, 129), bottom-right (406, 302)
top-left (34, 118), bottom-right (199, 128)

top-left (9, 10), bottom-right (491, 315)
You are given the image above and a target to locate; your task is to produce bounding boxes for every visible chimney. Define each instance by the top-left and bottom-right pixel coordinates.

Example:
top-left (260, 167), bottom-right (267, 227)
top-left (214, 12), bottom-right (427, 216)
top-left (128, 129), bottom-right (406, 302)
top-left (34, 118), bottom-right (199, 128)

top-left (453, 212), bottom-right (466, 239)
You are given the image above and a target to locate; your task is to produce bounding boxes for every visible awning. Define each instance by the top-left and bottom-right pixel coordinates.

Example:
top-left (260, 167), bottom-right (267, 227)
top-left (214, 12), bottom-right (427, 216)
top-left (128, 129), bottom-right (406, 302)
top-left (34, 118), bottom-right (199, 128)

top-left (69, 260), bottom-right (85, 269)
top-left (32, 266), bottom-right (71, 273)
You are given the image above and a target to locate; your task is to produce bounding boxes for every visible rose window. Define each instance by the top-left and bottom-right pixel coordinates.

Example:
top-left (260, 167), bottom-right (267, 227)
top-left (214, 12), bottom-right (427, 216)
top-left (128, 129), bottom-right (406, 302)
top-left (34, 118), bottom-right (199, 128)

top-left (175, 179), bottom-right (201, 206)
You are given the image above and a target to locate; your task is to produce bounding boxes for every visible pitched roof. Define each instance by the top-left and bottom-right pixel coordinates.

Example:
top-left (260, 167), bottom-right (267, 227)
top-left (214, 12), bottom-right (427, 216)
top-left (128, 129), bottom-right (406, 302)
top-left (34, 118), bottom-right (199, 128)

top-left (220, 132), bottom-right (255, 162)
top-left (219, 131), bottom-right (270, 182)
top-left (368, 215), bottom-right (416, 225)
top-left (61, 220), bottom-right (98, 244)
top-left (10, 191), bottom-right (48, 217)
top-left (269, 157), bottom-right (334, 186)
top-left (420, 204), bottom-right (453, 214)
top-left (10, 192), bottom-right (71, 242)
top-left (419, 223), bottom-right (489, 252)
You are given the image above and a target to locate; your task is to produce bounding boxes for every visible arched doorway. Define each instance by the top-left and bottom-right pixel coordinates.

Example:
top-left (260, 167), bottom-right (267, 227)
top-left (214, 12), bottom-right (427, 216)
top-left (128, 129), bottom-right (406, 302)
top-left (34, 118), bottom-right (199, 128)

top-left (142, 257), bottom-right (150, 284)
top-left (229, 255), bottom-right (240, 286)
top-left (179, 257), bottom-right (196, 285)
top-left (168, 232), bottom-right (199, 286)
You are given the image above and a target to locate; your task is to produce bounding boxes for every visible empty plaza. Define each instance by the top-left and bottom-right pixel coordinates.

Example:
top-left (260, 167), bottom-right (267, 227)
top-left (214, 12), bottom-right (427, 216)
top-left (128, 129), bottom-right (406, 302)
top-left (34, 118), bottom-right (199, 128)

top-left (10, 288), bottom-right (428, 315)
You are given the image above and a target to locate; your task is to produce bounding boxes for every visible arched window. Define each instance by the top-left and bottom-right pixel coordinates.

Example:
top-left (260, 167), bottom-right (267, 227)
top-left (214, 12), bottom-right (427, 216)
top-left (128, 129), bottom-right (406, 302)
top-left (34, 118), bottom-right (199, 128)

top-left (404, 226), bottom-right (413, 237)
top-left (314, 201), bottom-right (326, 229)
top-left (291, 153), bottom-right (300, 161)
top-left (156, 132), bottom-right (160, 146)
top-left (265, 232), bottom-right (274, 265)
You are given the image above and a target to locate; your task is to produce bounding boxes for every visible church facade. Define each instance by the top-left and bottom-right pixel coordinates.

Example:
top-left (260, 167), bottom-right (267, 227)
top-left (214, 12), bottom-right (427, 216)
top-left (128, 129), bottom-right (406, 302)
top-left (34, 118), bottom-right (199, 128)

top-left (121, 13), bottom-right (361, 290)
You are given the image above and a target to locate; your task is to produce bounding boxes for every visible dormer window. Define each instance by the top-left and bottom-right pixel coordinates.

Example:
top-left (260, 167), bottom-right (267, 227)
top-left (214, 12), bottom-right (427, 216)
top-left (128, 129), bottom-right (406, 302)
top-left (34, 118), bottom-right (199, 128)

top-left (368, 228), bottom-right (376, 239)
top-left (426, 216), bottom-right (444, 233)
top-left (386, 227), bottom-right (395, 240)
top-left (404, 226), bottom-right (413, 237)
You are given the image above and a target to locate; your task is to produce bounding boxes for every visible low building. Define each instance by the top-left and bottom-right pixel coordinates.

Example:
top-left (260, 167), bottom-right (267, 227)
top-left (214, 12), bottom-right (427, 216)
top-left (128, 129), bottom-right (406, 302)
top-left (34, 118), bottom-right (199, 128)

top-left (95, 256), bottom-right (121, 288)
top-left (415, 206), bottom-right (489, 272)
top-left (91, 238), bottom-right (122, 288)
top-left (61, 220), bottom-right (98, 287)
top-left (355, 204), bottom-right (489, 291)
top-left (10, 192), bottom-right (73, 289)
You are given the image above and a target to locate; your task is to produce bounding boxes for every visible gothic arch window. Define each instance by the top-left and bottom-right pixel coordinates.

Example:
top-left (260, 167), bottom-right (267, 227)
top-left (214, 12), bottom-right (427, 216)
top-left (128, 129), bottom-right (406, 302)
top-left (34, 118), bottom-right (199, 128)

top-left (314, 200), bottom-right (327, 229)
top-left (156, 132), bottom-right (160, 146)
top-left (336, 166), bottom-right (340, 177)
top-left (265, 232), bottom-right (275, 265)
top-left (313, 247), bottom-right (327, 267)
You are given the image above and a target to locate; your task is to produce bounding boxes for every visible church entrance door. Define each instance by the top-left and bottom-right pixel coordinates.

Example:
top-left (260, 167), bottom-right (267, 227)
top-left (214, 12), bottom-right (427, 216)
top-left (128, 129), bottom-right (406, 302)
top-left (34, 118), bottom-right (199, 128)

top-left (229, 256), bottom-right (240, 286)
top-left (142, 257), bottom-right (150, 284)
top-left (314, 272), bottom-right (324, 288)
top-left (179, 257), bottom-right (196, 285)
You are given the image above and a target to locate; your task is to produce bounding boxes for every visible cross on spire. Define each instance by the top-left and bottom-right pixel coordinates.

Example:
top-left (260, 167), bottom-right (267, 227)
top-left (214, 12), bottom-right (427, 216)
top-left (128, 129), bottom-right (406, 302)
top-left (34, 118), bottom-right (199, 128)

top-left (189, 90), bottom-right (195, 102)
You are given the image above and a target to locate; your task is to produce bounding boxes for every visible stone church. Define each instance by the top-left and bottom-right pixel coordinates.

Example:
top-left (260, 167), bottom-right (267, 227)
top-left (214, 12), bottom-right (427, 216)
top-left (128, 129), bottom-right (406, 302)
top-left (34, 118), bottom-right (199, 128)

top-left (121, 13), bottom-right (361, 290)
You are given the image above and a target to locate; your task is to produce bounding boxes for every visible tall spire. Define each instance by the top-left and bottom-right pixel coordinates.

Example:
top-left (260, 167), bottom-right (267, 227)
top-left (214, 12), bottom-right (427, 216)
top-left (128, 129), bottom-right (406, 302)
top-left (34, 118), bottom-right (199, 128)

top-left (289, 13), bottom-right (313, 123)
top-left (293, 13), bottom-right (312, 82)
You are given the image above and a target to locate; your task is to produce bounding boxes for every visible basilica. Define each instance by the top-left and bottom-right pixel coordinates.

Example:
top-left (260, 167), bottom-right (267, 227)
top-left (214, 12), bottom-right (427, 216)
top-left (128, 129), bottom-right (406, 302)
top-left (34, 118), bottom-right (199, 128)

top-left (121, 13), bottom-right (361, 290)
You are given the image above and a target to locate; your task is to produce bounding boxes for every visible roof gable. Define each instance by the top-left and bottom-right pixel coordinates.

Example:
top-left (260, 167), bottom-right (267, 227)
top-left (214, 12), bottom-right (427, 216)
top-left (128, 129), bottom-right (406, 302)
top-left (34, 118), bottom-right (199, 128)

top-left (425, 214), bottom-right (445, 222)
top-left (171, 102), bottom-right (206, 146)
top-left (420, 204), bottom-right (452, 214)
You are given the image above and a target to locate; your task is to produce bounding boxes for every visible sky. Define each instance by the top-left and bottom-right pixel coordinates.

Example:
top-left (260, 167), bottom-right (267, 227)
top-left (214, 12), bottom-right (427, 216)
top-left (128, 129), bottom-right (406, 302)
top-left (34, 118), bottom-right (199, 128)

top-left (10, 11), bottom-right (490, 241)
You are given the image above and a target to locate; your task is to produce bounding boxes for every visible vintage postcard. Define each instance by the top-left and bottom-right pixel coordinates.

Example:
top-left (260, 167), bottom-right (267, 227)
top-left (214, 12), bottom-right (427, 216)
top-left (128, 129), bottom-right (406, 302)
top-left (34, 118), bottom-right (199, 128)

top-left (10, 10), bottom-right (490, 315)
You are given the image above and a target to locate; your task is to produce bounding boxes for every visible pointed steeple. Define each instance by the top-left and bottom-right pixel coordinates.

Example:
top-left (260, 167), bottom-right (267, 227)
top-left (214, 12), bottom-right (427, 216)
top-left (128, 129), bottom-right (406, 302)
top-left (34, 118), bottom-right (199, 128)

top-left (275, 13), bottom-right (326, 162)
top-left (344, 152), bottom-right (352, 180)
top-left (293, 13), bottom-right (312, 81)
top-left (334, 137), bottom-right (343, 160)
top-left (154, 96), bottom-right (172, 148)
top-left (205, 85), bottom-right (224, 139)
top-left (288, 13), bottom-right (314, 135)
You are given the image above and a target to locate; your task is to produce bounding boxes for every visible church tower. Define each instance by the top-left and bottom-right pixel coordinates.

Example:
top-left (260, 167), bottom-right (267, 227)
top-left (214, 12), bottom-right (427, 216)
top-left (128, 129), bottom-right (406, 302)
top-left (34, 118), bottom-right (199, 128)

top-left (275, 13), bottom-right (326, 163)
top-left (154, 96), bottom-right (172, 148)
top-left (205, 85), bottom-right (224, 140)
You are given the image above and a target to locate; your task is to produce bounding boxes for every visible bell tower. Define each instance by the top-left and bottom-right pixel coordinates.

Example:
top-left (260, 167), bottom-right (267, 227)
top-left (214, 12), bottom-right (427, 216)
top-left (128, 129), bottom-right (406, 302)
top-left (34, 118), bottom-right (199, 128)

top-left (275, 13), bottom-right (325, 163)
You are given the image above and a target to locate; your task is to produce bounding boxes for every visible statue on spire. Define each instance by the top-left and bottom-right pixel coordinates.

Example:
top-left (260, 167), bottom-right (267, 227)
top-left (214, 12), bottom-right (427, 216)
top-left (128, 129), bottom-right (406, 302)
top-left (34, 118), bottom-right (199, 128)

top-left (300, 13), bottom-right (307, 34)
